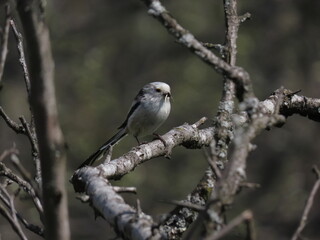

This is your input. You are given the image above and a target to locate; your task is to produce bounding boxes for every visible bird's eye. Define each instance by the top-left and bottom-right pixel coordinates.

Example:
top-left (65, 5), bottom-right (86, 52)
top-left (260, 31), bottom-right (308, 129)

top-left (155, 88), bottom-right (161, 92)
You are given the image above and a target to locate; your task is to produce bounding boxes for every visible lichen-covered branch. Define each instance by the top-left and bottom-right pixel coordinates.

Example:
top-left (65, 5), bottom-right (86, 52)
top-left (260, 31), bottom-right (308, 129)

top-left (71, 89), bottom-right (320, 238)
top-left (159, 169), bottom-right (215, 239)
top-left (72, 120), bottom-right (214, 191)
top-left (73, 168), bottom-right (161, 240)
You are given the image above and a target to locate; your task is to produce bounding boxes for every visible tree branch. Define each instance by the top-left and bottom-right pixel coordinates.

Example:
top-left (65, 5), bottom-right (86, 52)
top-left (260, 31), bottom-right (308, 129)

top-left (72, 120), bottom-right (214, 189)
top-left (74, 168), bottom-right (161, 240)
top-left (0, 107), bottom-right (25, 134)
top-left (0, 4), bottom-right (10, 87)
top-left (0, 185), bottom-right (44, 237)
top-left (204, 210), bottom-right (255, 240)
top-left (10, 17), bottom-right (42, 186)
top-left (291, 165), bottom-right (320, 240)
top-left (0, 162), bottom-right (43, 216)
top-left (140, 0), bottom-right (254, 101)
top-left (71, 89), bottom-right (320, 238)
top-left (0, 204), bottom-right (28, 240)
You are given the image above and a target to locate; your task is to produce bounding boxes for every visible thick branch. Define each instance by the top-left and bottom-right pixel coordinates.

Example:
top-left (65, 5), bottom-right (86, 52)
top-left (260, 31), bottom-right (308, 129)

top-left (73, 168), bottom-right (161, 240)
top-left (72, 121), bottom-right (214, 191)
top-left (72, 89), bottom-right (320, 238)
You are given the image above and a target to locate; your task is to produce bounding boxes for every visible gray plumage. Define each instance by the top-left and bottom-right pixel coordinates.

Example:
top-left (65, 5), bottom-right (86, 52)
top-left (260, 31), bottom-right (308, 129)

top-left (78, 82), bottom-right (171, 168)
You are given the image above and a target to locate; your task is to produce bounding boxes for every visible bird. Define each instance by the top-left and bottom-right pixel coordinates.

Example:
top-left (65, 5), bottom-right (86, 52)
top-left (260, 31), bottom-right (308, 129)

top-left (78, 82), bottom-right (171, 168)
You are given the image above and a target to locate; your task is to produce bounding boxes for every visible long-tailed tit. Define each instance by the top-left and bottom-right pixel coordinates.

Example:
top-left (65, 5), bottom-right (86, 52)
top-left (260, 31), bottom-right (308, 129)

top-left (78, 82), bottom-right (171, 168)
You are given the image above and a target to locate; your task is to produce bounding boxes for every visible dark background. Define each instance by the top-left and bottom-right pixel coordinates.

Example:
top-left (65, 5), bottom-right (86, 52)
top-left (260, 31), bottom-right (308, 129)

top-left (1, 0), bottom-right (320, 239)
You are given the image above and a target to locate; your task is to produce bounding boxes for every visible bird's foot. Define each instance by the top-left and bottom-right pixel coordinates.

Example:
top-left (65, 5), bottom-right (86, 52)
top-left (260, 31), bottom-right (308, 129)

top-left (153, 133), bottom-right (167, 146)
top-left (153, 133), bottom-right (172, 159)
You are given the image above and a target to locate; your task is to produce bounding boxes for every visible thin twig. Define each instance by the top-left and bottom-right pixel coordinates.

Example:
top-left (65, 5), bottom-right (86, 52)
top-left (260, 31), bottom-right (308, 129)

top-left (0, 162), bottom-right (43, 217)
top-left (10, 153), bottom-right (42, 203)
top-left (10, 154), bottom-right (33, 184)
top-left (193, 117), bottom-right (208, 128)
top-left (19, 117), bottom-right (39, 159)
top-left (0, 203), bottom-right (28, 240)
top-left (204, 147), bottom-right (222, 179)
top-left (10, 19), bottom-right (31, 97)
top-left (10, 19), bottom-right (41, 183)
top-left (0, 146), bottom-right (19, 162)
top-left (291, 165), bottom-right (320, 240)
top-left (239, 182), bottom-right (261, 190)
top-left (161, 200), bottom-right (205, 212)
top-left (204, 210), bottom-right (253, 240)
top-left (0, 187), bottom-right (44, 237)
top-left (19, 116), bottom-right (41, 185)
top-left (0, 4), bottom-right (10, 86)
top-left (0, 107), bottom-right (25, 134)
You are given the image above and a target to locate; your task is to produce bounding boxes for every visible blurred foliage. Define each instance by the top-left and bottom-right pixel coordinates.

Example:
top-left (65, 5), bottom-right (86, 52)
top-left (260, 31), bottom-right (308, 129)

top-left (1, 0), bottom-right (320, 239)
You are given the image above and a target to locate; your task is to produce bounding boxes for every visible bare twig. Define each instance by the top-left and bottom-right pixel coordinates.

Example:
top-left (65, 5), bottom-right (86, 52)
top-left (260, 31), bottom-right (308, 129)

top-left (0, 204), bottom-right (28, 240)
top-left (0, 185), bottom-right (44, 237)
top-left (0, 162), bottom-right (43, 217)
top-left (0, 108), bottom-right (41, 186)
top-left (0, 107), bottom-right (25, 134)
top-left (10, 18), bottom-right (31, 97)
top-left (239, 182), bottom-right (261, 190)
top-left (10, 154), bottom-right (33, 184)
top-left (0, 4), bottom-right (10, 86)
top-left (204, 210), bottom-right (254, 240)
top-left (193, 117), bottom-right (208, 128)
top-left (291, 165), bottom-right (320, 240)
top-left (0, 146), bottom-right (19, 162)
top-left (19, 116), bottom-right (41, 184)
top-left (162, 200), bottom-right (205, 212)
top-left (19, 117), bottom-right (39, 160)
top-left (204, 147), bottom-right (222, 180)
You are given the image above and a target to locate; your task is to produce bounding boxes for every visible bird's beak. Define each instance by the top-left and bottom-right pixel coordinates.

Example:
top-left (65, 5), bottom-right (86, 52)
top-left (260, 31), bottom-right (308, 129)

top-left (165, 92), bottom-right (173, 102)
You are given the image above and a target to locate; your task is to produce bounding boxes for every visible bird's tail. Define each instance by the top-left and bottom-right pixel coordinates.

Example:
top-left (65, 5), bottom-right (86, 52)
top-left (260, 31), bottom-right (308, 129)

top-left (77, 128), bottom-right (127, 169)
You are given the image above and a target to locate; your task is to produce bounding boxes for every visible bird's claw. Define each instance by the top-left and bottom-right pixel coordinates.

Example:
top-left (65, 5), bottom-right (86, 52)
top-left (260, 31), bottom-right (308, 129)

top-left (153, 133), bottom-right (172, 159)
top-left (153, 133), bottom-right (167, 147)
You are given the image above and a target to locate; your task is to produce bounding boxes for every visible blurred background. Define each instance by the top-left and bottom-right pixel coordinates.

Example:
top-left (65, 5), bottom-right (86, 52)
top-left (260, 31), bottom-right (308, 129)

top-left (1, 0), bottom-right (320, 239)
